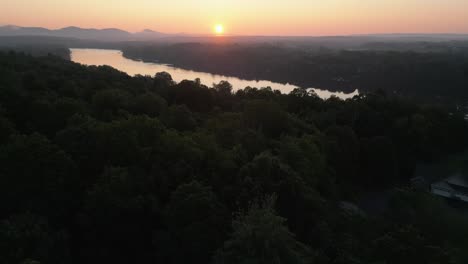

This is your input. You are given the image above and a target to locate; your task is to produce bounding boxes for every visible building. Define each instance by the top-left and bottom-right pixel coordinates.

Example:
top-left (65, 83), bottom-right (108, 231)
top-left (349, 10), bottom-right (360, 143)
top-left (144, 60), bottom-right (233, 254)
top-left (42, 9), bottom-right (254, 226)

top-left (431, 173), bottom-right (468, 202)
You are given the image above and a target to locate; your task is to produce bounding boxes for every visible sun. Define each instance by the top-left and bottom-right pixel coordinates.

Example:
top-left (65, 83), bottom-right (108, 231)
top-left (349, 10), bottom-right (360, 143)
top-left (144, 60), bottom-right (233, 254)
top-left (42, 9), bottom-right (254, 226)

top-left (214, 24), bottom-right (224, 35)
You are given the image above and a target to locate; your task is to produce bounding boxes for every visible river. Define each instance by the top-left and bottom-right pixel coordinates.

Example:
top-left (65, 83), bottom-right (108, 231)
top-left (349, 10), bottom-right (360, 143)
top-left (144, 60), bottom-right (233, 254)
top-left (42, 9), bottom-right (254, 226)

top-left (70, 48), bottom-right (359, 100)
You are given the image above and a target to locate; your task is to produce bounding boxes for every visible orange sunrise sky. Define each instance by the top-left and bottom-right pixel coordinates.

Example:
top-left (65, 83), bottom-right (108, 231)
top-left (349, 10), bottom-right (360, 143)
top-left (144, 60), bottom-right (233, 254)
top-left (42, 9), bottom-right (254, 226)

top-left (1, 0), bottom-right (468, 36)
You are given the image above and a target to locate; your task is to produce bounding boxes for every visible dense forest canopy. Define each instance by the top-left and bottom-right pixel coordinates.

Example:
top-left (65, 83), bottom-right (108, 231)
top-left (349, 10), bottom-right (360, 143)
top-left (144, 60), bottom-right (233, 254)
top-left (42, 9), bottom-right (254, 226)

top-left (1, 51), bottom-right (468, 264)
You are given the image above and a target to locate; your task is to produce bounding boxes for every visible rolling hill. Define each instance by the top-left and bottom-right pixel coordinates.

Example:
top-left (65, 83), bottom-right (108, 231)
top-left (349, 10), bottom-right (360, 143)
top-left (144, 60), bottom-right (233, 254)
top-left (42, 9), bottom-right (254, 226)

top-left (0, 25), bottom-right (172, 41)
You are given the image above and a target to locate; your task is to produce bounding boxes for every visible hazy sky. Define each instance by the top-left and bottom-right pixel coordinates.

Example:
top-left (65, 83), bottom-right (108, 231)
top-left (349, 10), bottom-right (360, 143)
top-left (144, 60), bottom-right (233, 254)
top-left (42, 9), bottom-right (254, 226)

top-left (1, 0), bottom-right (468, 35)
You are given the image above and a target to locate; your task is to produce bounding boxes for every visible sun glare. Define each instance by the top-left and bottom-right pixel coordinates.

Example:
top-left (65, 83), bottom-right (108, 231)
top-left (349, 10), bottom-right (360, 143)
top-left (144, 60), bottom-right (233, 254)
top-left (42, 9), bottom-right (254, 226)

top-left (214, 24), bottom-right (224, 35)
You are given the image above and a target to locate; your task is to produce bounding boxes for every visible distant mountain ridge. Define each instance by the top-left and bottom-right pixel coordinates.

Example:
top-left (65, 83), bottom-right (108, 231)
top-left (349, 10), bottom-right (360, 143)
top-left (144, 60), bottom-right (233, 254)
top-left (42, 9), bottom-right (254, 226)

top-left (0, 25), bottom-right (173, 41)
top-left (2, 25), bottom-right (468, 44)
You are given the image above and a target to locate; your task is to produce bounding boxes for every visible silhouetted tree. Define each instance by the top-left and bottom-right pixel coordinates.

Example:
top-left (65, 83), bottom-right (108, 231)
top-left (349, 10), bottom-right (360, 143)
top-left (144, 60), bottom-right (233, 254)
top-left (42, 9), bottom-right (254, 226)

top-left (214, 195), bottom-right (313, 264)
top-left (165, 181), bottom-right (228, 264)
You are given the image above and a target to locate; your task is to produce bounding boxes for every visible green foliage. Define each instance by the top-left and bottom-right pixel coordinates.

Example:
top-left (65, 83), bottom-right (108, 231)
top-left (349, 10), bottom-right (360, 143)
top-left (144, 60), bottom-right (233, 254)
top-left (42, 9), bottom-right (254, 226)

top-left (92, 88), bottom-right (131, 119)
top-left (164, 181), bottom-right (229, 263)
top-left (169, 80), bottom-right (214, 112)
top-left (130, 92), bottom-right (167, 117)
top-left (0, 51), bottom-right (467, 264)
top-left (0, 112), bottom-right (15, 143)
top-left (0, 133), bottom-right (77, 216)
top-left (0, 213), bottom-right (70, 264)
top-left (154, 71), bottom-right (175, 87)
top-left (162, 104), bottom-right (197, 131)
top-left (214, 80), bottom-right (233, 95)
top-left (214, 195), bottom-right (313, 264)
top-left (243, 100), bottom-right (291, 138)
top-left (278, 135), bottom-right (327, 186)
top-left (79, 167), bottom-right (157, 263)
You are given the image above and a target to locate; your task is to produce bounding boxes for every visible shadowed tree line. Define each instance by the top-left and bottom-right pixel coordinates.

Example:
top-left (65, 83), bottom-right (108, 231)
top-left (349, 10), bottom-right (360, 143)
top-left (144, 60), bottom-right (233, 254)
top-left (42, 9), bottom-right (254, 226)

top-left (123, 43), bottom-right (468, 103)
top-left (1, 51), bottom-right (468, 264)
top-left (0, 37), bottom-right (71, 59)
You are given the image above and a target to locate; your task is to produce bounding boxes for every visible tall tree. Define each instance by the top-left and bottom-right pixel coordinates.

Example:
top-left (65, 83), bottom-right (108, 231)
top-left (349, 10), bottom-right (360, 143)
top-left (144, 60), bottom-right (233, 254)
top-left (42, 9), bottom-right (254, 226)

top-left (214, 195), bottom-right (313, 264)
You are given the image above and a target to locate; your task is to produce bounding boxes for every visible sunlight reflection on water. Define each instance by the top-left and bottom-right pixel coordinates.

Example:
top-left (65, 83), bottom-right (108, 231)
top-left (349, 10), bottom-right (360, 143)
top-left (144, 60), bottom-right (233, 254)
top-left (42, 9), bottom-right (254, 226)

top-left (70, 48), bottom-right (359, 100)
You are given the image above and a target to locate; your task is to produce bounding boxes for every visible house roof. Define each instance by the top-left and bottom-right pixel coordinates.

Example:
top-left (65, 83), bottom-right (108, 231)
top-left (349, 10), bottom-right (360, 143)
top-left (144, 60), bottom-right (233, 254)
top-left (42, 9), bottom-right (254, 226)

top-left (447, 173), bottom-right (468, 188)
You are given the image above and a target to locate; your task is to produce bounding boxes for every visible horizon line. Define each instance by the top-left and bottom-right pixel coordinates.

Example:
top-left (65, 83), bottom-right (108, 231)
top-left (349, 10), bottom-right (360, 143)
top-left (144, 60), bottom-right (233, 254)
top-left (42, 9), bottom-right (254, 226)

top-left (2, 24), bottom-right (468, 38)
